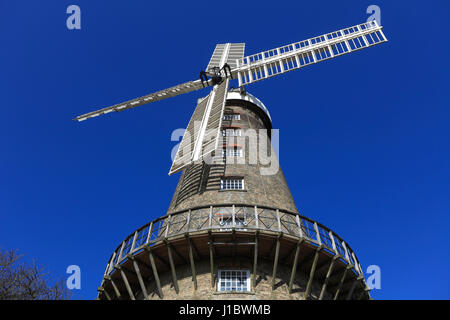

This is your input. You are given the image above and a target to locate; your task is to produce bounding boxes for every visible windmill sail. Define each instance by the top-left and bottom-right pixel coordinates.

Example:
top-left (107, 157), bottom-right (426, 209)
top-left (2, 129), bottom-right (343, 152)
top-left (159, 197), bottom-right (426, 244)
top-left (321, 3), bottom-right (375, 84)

top-left (74, 43), bottom-right (245, 122)
top-left (169, 78), bottom-right (229, 176)
top-left (169, 93), bottom-right (211, 175)
top-left (74, 79), bottom-right (208, 122)
top-left (206, 43), bottom-right (245, 72)
top-left (74, 21), bottom-right (388, 177)
top-left (74, 22), bottom-right (387, 123)
top-left (198, 78), bottom-right (229, 160)
top-left (231, 21), bottom-right (387, 87)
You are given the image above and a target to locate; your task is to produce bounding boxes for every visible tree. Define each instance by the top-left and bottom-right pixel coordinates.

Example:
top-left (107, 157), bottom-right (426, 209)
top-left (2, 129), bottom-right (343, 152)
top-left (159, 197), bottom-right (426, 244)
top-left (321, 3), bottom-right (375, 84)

top-left (0, 249), bottom-right (71, 300)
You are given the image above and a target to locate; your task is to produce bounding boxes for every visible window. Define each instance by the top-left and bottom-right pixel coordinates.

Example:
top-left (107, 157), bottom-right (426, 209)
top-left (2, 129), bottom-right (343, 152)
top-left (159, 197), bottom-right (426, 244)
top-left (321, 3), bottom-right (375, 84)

top-left (222, 147), bottom-right (243, 157)
top-left (218, 270), bottom-right (250, 292)
top-left (220, 178), bottom-right (244, 190)
top-left (222, 128), bottom-right (241, 137)
top-left (223, 114), bottom-right (240, 121)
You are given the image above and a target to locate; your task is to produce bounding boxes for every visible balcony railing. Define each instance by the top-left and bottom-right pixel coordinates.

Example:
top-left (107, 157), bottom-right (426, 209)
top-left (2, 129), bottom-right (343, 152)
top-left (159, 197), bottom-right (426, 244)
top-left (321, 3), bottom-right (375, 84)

top-left (102, 204), bottom-right (364, 279)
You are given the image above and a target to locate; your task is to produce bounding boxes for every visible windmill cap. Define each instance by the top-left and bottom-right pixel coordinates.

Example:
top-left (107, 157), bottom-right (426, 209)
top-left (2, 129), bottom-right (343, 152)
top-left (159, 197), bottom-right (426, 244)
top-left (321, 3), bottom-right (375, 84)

top-left (197, 88), bottom-right (272, 130)
top-left (226, 89), bottom-right (272, 124)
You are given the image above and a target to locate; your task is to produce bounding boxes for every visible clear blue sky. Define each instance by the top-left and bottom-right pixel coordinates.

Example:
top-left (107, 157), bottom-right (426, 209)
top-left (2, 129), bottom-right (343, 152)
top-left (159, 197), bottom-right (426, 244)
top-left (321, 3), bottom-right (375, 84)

top-left (1, 1), bottom-right (449, 300)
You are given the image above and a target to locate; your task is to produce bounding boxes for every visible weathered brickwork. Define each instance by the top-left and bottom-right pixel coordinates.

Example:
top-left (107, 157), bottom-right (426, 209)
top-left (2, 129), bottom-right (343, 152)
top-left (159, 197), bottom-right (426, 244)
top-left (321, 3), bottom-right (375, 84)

top-left (167, 98), bottom-right (298, 214)
top-left (98, 93), bottom-right (368, 301)
top-left (139, 258), bottom-right (331, 300)
top-left (156, 95), bottom-right (306, 300)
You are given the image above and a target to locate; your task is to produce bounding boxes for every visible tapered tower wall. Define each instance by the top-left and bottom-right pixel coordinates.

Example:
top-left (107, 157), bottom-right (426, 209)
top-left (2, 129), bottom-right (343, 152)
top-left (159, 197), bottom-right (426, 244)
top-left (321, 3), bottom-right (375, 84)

top-left (141, 259), bottom-right (331, 300)
top-left (97, 90), bottom-right (370, 301)
top-left (167, 92), bottom-right (298, 214)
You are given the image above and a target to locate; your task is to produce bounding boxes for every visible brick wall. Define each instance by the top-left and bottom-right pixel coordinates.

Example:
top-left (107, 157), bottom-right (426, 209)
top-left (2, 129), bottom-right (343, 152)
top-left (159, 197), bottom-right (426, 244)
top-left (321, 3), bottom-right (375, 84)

top-left (167, 98), bottom-right (299, 214)
top-left (140, 258), bottom-right (331, 300)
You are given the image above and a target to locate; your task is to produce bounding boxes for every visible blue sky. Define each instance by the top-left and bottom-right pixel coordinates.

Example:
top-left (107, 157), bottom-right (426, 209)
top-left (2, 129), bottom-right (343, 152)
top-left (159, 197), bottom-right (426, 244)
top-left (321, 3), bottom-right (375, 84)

top-left (1, 1), bottom-right (449, 299)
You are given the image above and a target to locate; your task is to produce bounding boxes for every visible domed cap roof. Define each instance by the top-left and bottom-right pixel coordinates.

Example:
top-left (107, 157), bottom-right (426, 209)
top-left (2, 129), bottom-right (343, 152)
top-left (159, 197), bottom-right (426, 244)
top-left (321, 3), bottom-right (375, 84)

top-left (226, 88), bottom-right (272, 123)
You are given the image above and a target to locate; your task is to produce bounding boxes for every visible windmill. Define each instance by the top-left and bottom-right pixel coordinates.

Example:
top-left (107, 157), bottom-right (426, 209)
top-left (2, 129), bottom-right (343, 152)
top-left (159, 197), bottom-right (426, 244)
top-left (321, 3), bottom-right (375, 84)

top-left (74, 20), bottom-right (387, 176)
top-left (87, 20), bottom-right (389, 301)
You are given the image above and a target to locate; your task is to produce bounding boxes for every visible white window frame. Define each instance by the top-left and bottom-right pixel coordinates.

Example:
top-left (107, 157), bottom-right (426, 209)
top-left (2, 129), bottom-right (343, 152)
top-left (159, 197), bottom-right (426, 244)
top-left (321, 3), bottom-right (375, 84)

top-left (222, 128), bottom-right (242, 137)
top-left (223, 114), bottom-right (240, 121)
top-left (217, 269), bottom-right (251, 292)
top-left (220, 178), bottom-right (244, 190)
top-left (222, 147), bottom-right (243, 158)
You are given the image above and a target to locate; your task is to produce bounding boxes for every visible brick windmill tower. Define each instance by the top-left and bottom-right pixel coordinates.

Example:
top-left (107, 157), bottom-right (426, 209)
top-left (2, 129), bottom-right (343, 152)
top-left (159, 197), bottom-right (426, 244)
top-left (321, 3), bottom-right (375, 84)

top-left (74, 21), bottom-right (387, 300)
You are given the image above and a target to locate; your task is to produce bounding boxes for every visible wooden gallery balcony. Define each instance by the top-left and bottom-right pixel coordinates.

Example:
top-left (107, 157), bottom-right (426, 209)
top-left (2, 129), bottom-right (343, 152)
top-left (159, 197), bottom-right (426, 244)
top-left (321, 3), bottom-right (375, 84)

top-left (97, 205), bottom-right (370, 300)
